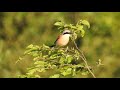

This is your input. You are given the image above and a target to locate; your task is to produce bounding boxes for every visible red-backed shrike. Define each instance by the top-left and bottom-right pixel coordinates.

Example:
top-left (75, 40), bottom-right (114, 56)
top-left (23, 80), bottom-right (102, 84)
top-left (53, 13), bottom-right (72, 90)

top-left (51, 30), bottom-right (72, 47)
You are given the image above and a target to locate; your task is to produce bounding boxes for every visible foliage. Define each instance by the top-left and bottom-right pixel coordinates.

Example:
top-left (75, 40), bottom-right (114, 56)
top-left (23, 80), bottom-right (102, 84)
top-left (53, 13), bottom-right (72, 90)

top-left (0, 12), bottom-right (120, 78)
top-left (17, 20), bottom-right (98, 78)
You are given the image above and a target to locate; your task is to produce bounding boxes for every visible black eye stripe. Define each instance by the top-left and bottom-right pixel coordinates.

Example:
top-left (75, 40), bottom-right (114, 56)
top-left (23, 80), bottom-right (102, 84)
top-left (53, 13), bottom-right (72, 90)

top-left (63, 32), bottom-right (70, 35)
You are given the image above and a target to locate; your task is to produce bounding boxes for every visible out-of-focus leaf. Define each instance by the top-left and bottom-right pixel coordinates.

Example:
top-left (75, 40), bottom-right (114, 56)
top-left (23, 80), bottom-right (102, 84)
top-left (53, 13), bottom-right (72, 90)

top-left (37, 68), bottom-right (46, 72)
top-left (34, 61), bottom-right (46, 66)
top-left (81, 71), bottom-right (89, 75)
top-left (80, 29), bottom-right (85, 37)
top-left (35, 75), bottom-right (41, 78)
top-left (50, 74), bottom-right (60, 78)
top-left (26, 44), bottom-right (34, 49)
top-left (72, 32), bottom-right (77, 40)
top-left (67, 55), bottom-right (73, 63)
top-left (59, 57), bottom-right (65, 64)
top-left (54, 21), bottom-right (64, 27)
top-left (81, 20), bottom-right (90, 29)
top-left (77, 25), bottom-right (83, 30)
top-left (61, 68), bottom-right (72, 76)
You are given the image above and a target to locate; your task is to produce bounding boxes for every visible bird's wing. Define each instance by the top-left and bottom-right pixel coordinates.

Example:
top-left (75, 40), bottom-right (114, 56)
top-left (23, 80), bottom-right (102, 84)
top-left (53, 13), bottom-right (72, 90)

top-left (54, 35), bottom-right (61, 44)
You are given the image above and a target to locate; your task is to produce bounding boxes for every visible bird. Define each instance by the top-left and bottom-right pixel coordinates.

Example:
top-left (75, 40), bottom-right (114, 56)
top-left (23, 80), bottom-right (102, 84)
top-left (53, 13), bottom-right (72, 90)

top-left (50, 30), bottom-right (72, 47)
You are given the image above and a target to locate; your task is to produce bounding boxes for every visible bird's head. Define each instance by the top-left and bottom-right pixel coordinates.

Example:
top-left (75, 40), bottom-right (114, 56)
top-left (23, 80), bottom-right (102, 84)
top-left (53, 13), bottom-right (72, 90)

top-left (62, 30), bottom-right (72, 36)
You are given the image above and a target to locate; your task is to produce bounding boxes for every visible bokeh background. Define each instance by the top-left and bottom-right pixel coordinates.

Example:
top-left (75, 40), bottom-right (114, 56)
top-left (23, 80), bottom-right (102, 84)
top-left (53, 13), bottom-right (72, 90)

top-left (0, 12), bottom-right (120, 78)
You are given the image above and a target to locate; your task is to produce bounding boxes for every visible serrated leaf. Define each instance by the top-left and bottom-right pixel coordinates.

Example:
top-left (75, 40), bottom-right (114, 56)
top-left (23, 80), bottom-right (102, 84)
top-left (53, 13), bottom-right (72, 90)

top-left (81, 20), bottom-right (90, 29)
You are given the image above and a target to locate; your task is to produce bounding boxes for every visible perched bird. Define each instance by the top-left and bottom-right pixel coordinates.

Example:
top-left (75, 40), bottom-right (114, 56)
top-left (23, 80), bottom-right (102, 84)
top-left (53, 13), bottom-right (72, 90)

top-left (50, 30), bottom-right (72, 47)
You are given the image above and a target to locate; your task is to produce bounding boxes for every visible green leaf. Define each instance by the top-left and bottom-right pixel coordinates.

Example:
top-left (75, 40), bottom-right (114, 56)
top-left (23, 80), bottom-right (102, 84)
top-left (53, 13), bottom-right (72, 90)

top-left (61, 67), bottom-right (72, 76)
top-left (81, 20), bottom-right (90, 29)
top-left (80, 29), bottom-right (85, 37)
top-left (33, 56), bottom-right (40, 61)
top-left (81, 71), bottom-right (89, 75)
top-left (72, 68), bottom-right (76, 76)
top-left (77, 25), bottom-right (83, 30)
top-left (72, 32), bottom-right (77, 40)
top-left (16, 57), bottom-right (23, 64)
top-left (67, 55), bottom-right (73, 63)
top-left (42, 44), bottom-right (50, 49)
top-left (24, 49), bottom-right (32, 55)
top-left (37, 68), bottom-right (46, 72)
top-left (27, 68), bottom-right (37, 75)
top-left (50, 65), bottom-right (57, 69)
top-left (50, 74), bottom-right (60, 78)
top-left (59, 57), bottom-right (65, 64)
top-left (54, 21), bottom-right (64, 27)
top-left (34, 61), bottom-right (46, 65)
top-left (32, 52), bottom-right (39, 57)
top-left (64, 24), bottom-right (70, 28)
top-left (35, 75), bottom-right (41, 78)
top-left (50, 54), bottom-right (58, 59)
top-left (26, 44), bottom-right (34, 49)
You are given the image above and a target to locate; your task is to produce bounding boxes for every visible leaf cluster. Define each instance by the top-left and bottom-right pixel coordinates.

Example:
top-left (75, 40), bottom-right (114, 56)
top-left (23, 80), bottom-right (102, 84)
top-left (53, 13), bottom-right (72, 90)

top-left (18, 20), bottom-right (92, 78)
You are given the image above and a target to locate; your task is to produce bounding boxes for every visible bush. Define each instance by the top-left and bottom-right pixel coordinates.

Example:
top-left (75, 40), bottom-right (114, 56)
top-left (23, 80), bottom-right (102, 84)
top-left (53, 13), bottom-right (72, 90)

top-left (17, 20), bottom-right (102, 78)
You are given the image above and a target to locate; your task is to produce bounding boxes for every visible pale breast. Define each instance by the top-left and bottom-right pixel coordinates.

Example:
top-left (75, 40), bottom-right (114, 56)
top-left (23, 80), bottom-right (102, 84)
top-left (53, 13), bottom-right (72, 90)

top-left (56, 34), bottom-right (70, 46)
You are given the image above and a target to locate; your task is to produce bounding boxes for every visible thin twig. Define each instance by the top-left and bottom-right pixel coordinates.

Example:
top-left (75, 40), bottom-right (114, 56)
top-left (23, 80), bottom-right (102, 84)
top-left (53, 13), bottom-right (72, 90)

top-left (73, 40), bottom-right (96, 78)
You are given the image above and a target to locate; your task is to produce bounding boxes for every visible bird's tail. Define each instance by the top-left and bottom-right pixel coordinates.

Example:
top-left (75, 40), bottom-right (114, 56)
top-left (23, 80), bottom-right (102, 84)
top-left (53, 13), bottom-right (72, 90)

top-left (49, 44), bottom-right (56, 47)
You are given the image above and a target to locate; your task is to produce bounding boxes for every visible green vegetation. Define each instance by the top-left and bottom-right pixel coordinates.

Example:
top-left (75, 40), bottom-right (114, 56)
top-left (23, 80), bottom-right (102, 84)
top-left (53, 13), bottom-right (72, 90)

top-left (18, 20), bottom-right (96, 78)
top-left (0, 12), bottom-right (120, 78)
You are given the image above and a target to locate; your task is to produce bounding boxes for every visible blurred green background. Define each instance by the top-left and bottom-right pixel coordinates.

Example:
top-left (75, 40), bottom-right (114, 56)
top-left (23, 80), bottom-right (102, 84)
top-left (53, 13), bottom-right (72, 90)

top-left (0, 12), bottom-right (120, 78)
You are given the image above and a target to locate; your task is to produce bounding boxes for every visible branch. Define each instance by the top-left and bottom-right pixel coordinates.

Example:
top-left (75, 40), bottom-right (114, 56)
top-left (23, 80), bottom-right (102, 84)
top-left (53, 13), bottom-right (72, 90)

top-left (73, 40), bottom-right (96, 78)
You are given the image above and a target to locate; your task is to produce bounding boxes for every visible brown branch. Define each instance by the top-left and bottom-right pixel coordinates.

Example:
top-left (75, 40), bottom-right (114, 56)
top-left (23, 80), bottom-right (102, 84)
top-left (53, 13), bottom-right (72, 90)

top-left (73, 40), bottom-right (96, 78)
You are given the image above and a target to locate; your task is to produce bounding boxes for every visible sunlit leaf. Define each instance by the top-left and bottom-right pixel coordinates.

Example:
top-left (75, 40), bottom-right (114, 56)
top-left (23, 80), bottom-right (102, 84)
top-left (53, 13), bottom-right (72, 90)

top-left (54, 21), bottom-right (64, 27)
top-left (35, 75), bottom-right (41, 78)
top-left (43, 44), bottom-right (50, 49)
top-left (81, 20), bottom-right (90, 29)
top-left (67, 55), bottom-right (73, 63)
top-left (50, 74), bottom-right (60, 78)
top-left (77, 25), bottom-right (83, 30)
top-left (59, 57), bottom-right (65, 64)
top-left (26, 44), bottom-right (34, 49)
top-left (61, 68), bottom-right (72, 76)
top-left (81, 71), bottom-right (89, 75)
top-left (80, 29), bottom-right (85, 37)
